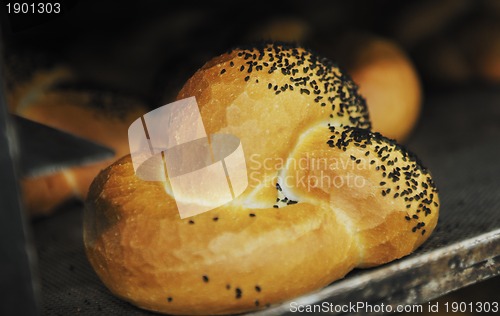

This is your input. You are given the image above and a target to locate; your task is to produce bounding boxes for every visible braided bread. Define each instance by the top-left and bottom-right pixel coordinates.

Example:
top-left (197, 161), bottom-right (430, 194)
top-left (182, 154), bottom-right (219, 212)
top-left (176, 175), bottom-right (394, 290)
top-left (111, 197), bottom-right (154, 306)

top-left (84, 44), bottom-right (439, 315)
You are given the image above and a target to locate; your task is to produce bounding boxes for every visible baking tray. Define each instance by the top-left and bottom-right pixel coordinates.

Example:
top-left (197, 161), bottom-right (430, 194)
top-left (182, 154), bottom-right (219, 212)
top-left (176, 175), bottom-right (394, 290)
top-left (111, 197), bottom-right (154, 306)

top-left (33, 88), bottom-right (500, 315)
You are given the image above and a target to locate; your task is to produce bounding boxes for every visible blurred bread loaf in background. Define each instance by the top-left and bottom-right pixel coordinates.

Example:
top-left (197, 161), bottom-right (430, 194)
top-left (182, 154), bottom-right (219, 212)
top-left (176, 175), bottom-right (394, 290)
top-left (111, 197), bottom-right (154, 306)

top-left (5, 56), bottom-right (147, 217)
top-left (328, 33), bottom-right (422, 142)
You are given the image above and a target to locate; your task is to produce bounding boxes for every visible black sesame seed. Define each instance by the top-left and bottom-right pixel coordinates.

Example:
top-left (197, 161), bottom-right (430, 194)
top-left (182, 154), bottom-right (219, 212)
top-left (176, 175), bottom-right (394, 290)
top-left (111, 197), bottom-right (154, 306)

top-left (202, 275), bottom-right (209, 283)
top-left (255, 285), bottom-right (261, 292)
top-left (188, 220), bottom-right (195, 224)
top-left (245, 76), bottom-right (250, 82)
top-left (255, 300), bottom-right (260, 306)
top-left (235, 288), bottom-right (242, 299)
top-left (213, 217), bottom-right (219, 221)
top-left (220, 69), bottom-right (226, 75)
top-left (167, 297), bottom-right (172, 302)
top-left (226, 284), bottom-right (231, 290)
top-left (249, 213), bottom-right (256, 217)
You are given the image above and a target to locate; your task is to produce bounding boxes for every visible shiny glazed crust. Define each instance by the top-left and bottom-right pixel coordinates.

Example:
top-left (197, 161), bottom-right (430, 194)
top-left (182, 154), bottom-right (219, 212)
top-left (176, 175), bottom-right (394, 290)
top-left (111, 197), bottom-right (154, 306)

top-left (84, 44), bottom-right (439, 315)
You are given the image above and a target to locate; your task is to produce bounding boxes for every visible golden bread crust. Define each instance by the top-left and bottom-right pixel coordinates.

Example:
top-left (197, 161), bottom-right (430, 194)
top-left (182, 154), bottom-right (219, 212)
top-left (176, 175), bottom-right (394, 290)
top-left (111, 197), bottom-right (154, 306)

top-left (84, 44), bottom-right (439, 315)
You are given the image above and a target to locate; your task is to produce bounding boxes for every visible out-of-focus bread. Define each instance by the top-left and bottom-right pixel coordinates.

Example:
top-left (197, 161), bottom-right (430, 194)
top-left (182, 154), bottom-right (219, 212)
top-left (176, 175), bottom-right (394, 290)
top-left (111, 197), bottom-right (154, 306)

top-left (7, 67), bottom-right (147, 216)
top-left (333, 34), bottom-right (422, 141)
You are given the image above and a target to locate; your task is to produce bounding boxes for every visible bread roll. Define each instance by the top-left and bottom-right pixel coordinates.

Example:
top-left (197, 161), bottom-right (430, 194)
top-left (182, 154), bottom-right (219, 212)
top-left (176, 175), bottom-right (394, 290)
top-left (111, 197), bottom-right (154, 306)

top-left (7, 68), bottom-right (147, 216)
top-left (84, 44), bottom-right (439, 315)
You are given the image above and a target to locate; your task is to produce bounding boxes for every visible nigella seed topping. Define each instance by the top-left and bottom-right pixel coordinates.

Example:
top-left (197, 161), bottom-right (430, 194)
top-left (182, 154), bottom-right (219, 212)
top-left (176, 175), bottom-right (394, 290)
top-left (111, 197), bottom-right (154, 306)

top-left (235, 288), bottom-right (242, 299)
top-left (221, 44), bottom-right (436, 235)
top-left (225, 44), bottom-right (371, 129)
top-left (326, 124), bottom-right (437, 232)
top-left (276, 183), bottom-right (282, 191)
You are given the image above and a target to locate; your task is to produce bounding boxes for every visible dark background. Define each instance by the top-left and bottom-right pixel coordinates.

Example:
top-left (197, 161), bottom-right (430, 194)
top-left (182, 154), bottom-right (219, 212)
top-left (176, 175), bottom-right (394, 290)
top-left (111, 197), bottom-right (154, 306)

top-left (1, 1), bottom-right (499, 315)
top-left (3, 0), bottom-right (500, 106)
